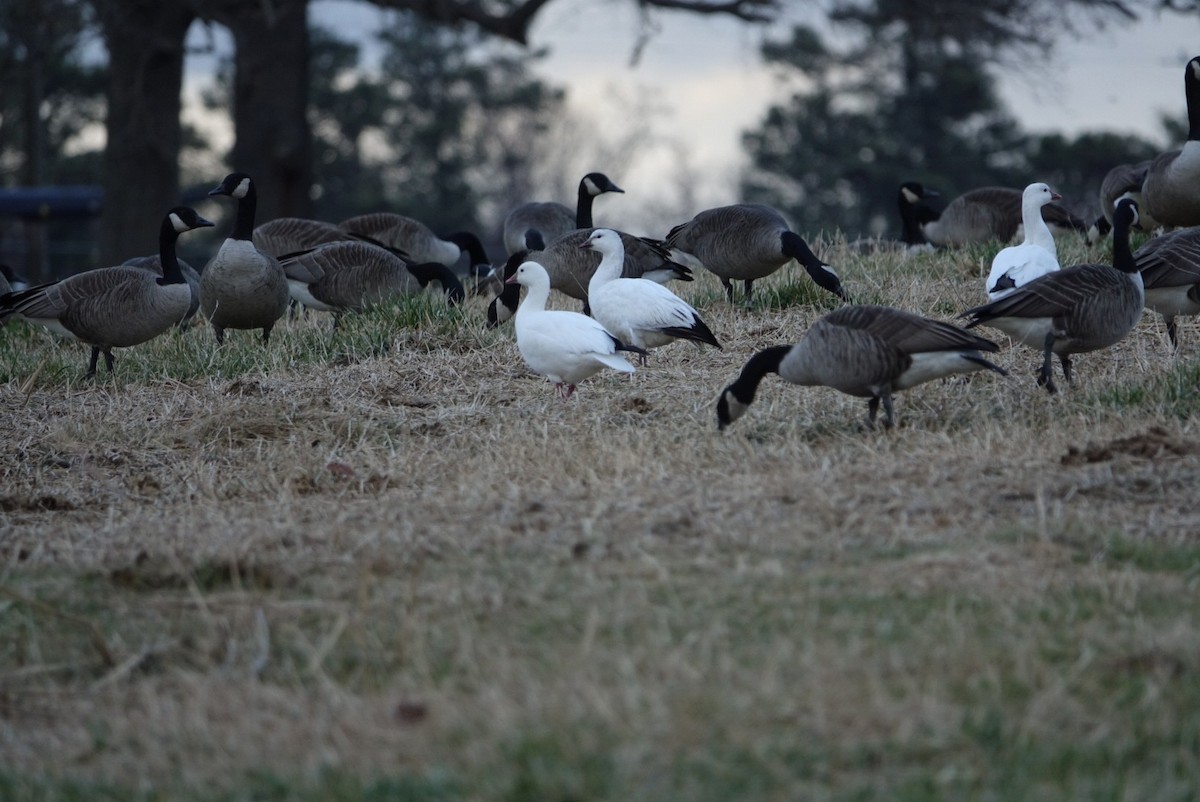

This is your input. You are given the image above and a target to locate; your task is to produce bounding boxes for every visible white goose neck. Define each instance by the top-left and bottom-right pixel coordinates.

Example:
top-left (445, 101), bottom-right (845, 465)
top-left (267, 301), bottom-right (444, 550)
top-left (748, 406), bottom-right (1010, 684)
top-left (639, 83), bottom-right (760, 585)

top-left (1022, 198), bottom-right (1056, 252)
top-left (587, 240), bottom-right (625, 296)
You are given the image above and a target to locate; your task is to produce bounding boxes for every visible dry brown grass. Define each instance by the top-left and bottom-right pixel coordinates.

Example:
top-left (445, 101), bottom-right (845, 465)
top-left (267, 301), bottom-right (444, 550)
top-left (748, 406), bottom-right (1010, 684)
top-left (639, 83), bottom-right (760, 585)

top-left (2, 235), bottom-right (1200, 800)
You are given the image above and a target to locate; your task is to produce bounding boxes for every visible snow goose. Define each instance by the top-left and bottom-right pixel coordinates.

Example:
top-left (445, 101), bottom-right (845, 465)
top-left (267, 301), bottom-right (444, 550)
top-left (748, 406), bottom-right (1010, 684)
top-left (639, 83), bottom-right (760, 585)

top-left (665, 204), bottom-right (848, 304)
top-left (910, 185), bottom-right (1087, 246)
top-left (1141, 56), bottom-right (1200, 229)
top-left (199, 173), bottom-right (291, 345)
top-left (0, 207), bottom-right (214, 377)
top-left (581, 228), bottom-right (721, 358)
top-left (486, 228), bottom-right (692, 327)
top-left (502, 172), bottom-right (624, 256)
top-left (1134, 222), bottom-right (1200, 349)
top-left (961, 198), bottom-right (1143, 394)
top-left (985, 183), bottom-right (1062, 300)
top-left (716, 305), bottom-right (1006, 431)
top-left (508, 260), bottom-right (643, 399)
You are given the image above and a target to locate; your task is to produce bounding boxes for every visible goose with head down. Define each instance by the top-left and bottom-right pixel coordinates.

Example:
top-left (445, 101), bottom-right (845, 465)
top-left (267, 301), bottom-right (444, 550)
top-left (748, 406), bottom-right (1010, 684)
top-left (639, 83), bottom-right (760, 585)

top-left (716, 304), bottom-right (1006, 431)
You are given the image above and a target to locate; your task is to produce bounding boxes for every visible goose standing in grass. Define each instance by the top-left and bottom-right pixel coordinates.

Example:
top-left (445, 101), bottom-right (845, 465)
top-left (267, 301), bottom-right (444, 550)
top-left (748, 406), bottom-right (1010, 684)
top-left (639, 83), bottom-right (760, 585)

top-left (905, 184), bottom-right (1087, 246)
top-left (961, 198), bottom-right (1143, 394)
top-left (502, 172), bottom-right (624, 256)
top-left (985, 183), bottom-right (1063, 300)
top-left (276, 240), bottom-right (464, 328)
top-left (664, 203), bottom-right (848, 305)
top-left (847, 183), bottom-right (936, 255)
top-left (716, 305), bottom-right (1006, 430)
top-left (1141, 56), bottom-right (1200, 229)
top-left (581, 228), bottom-right (720, 359)
top-left (1134, 224), bottom-right (1200, 349)
top-left (508, 260), bottom-right (644, 399)
top-left (0, 207), bottom-right (214, 377)
top-left (486, 228), bottom-right (692, 327)
top-left (199, 172), bottom-right (291, 345)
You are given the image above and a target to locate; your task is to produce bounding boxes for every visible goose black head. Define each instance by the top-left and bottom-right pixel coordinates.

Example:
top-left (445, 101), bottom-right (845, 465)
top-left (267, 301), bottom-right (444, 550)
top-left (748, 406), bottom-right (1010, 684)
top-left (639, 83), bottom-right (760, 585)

top-left (167, 206), bottom-right (216, 233)
top-left (581, 172), bottom-right (624, 197)
top-left (209, 172), bottom-right (253, 199)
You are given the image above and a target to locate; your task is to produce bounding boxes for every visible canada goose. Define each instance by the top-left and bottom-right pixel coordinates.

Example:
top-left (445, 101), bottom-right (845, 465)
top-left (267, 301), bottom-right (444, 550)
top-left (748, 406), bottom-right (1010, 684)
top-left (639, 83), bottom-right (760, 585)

top-left (907, 184), bottom-right (1088, 246)
top-left (845, 182), bottom-right (936, 254)
top-left (252, 217), bottom-right (351, 259)
top-left (1134, 223), bottom-right (1200, 349)
top-left (664, 203), bottom-right (849, 304)
top-left (961, 198), bottom-right (1143, 394)
top-left (716, 305), bottom-right (1006, 430)
top-left (121, 254), bottom-right (203, 329)
top-left (985, 183), bottom-right (1062, 300)
top-left (1097, 161), bottom-right (1160, 233)
top-left (337, 213), bottom-right (485, 271)
top-left (276, 240), bottom-right (464, 326)
top-left (0, 207), bottom-right (214, 377)
top-left (581, 228), bottom-right (720, 358)
top-left (0, 264), bottom-right (27, 294)
top-left (508, 260), bottom-right (643, 399)
top-left (199, 173), bottom-right (291, 345)
top-left (502, 172), bottom-right (624, 256)
top-left (1141, 56), bottom-right (1200, 229)
top-left (485, 228), bottom-right (692, 326)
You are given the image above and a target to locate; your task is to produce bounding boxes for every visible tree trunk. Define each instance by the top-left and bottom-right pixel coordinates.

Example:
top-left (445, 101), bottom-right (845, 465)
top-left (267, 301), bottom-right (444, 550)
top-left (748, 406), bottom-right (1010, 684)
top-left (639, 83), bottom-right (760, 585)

top-left (96, 1), bottom-right (195, 266)
top-left (209, 0), bottom-right (312, 224)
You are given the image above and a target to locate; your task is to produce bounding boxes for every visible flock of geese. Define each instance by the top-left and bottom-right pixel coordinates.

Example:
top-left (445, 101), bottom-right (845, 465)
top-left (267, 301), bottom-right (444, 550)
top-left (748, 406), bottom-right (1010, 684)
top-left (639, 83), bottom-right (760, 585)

top-left (2, 56), bottom-right (1200, 432)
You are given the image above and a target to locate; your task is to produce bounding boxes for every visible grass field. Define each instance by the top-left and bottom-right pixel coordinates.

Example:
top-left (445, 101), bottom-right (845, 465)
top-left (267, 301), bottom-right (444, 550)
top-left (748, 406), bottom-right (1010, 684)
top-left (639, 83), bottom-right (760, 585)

top-left (2, 234), bottom-right (1199, 801)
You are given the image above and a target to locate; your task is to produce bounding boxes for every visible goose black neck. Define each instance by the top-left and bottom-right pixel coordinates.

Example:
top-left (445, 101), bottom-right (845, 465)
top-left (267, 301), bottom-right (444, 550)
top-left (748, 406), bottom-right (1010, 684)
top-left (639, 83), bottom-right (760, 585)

top-left (157, 216), bottom-right (185, 285)
top-left (1187, 58), bottom-right (1200, 141)
top-left (445, 231), bottom-right (489, 267)
top-left (780, 231), bottom-right (823, 268)
top-left (230, 182), bottom-right (257, 241)
top-left (407, 261), bottom-right (465, 305)
top-left (728, 345), bottom-right (789, 404)
top-left (897, 192), bottom-right (928, 245)
top-left (1111, 208), bottom-right (1138, 274)
top-left (576, 183), bottom-right (596, 228)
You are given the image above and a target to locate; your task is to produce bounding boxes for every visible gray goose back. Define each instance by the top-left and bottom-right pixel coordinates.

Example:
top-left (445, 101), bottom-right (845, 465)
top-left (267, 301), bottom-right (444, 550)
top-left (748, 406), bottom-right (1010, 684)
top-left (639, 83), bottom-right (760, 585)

top-left (1135, 225), bottom-right (1200, 347)
top-left (253, 217), bottom-right (349, 258)
top-left (279, 240), bottom-right (464, 313)
top-left (338, 213), bottom-right (462, 267)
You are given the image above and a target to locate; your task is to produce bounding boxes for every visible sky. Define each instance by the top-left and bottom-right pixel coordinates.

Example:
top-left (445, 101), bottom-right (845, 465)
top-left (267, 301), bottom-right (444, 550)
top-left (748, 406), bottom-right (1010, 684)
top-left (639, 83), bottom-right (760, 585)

top-left (184, 0), bottom-right (1199, 229)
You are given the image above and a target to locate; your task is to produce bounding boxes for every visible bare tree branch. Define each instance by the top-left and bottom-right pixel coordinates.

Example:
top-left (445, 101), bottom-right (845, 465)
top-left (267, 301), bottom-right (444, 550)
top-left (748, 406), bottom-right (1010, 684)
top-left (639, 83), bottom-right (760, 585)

top-left (363, 0), bottom-right (779, 45)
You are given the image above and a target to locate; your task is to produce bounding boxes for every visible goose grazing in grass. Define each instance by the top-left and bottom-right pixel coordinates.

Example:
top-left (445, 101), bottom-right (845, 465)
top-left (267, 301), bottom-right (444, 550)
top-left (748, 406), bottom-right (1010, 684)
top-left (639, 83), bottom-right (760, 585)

top-left (961, 198), bottom-right (1143, 394)
top-left (1141, 56), bottom-right (1200, 229)
top-left (664, 203), bottom-right (848, 305)
top-left (199, 172), bottom-right (291, 345)
top-left (1134, 223), bottom-right (1200, 349)
top-left (486, 228), bottom-right (692, 327)
top-left (502, 171), bottom-right (624, 256)
top-left (252, 217), bottom-right (351, 259)
top-left (338, 213), bottom-right (486, 275)
top-left (1096, 161), bottom-right (1159, 235)
top-left (277, 240), bottom-right (464, 328)
top-left (0, 207), bottom-right (214, 377)
top-left (907, 184), bottom-right (1087, 246)
top-left (716, 305), bottom-right (1006, 431)
top-left (581, 228), bottom-right (721, 359)
top-left (508, 260), bottom-right (644, 399)
top-left (985, 183), bottom-right (1063, 300)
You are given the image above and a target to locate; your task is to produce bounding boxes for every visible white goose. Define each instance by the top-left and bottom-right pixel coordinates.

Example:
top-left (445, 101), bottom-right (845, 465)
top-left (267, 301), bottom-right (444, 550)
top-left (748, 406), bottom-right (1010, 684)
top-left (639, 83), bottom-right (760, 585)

top-left (984, 183), bottom-right (1062, 300)
top-left (508, 261), bottom-right (644, 399)
top-left (581, 228), bottom-right (721, 359)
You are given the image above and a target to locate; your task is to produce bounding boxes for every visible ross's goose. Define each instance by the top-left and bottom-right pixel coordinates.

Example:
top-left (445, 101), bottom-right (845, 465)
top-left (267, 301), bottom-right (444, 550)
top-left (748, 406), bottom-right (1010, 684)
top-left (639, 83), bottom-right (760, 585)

top-left (984, 183), bottom-right (1062, 300)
